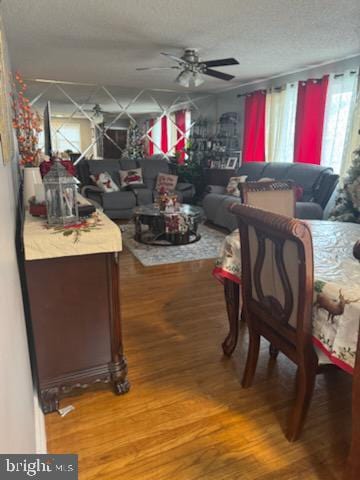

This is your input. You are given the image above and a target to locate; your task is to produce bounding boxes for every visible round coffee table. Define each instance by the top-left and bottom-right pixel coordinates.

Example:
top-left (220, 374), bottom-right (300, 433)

top-left (133, 203), bottom-right (204, 246)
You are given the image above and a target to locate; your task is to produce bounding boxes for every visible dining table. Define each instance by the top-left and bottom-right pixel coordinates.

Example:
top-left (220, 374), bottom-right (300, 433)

top-left (212, 220), bottom-right (360, 479)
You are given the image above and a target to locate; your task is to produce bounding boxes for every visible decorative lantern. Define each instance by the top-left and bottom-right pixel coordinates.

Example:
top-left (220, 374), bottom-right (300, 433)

top-left (43, 158), bottom-right (79, 226)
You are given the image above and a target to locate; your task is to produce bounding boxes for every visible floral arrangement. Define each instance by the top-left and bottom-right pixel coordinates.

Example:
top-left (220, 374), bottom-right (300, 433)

top-left (45, 212), bottom-right (102, 243)
top-left (156, 187), bottom-right (178, 212)
top-left (165, 213), bottom-right (189, 234)
top-left (11, 72), bottom-right (42, 167)
top-left (40, 157), bottom-right (76, 178)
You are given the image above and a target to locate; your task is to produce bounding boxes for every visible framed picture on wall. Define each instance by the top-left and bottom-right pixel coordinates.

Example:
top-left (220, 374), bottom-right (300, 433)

top-left (225, 157), bottom-right (238, 169)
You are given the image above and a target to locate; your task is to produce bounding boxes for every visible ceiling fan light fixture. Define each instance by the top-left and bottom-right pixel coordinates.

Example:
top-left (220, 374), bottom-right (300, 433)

top-left (193, 71), bottom-right (204, 87)
top-left (175, 69), bottom-right (192, 87)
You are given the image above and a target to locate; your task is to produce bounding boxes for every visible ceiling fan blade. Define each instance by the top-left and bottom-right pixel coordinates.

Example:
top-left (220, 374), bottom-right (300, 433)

top-left (160, 52), bottom-right (187, 64)
top-left (203, 58), bottom-right (239, 68)
top-left (204, 68), bottom-right (235, 81)
top-left (136, 66), bottom-right (180, 71)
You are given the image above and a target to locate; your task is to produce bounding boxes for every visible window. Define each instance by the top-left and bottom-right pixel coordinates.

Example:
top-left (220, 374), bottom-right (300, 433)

top-left (53, 124), bottom-right (81, 152)
top-left (265, 83), bottom-right (298, 163)
top-left (321, 71), bottom-right (358, 174)
top-left (38, 123), bottom-right (82, 153)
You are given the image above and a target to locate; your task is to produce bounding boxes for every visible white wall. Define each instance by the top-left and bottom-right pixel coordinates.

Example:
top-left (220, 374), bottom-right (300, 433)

top-left (0, 15), bottom-right (45, 454)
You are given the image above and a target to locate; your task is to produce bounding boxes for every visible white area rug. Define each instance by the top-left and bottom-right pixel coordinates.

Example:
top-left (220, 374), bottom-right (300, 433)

top-left (121, 223), bottom-right (226, 267)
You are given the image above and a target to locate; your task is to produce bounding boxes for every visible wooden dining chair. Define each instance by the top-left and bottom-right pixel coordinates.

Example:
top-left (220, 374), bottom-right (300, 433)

top-left (222, 180), bottom-right (296, 356)
top-left (229, 203), bottom-right (318, 441)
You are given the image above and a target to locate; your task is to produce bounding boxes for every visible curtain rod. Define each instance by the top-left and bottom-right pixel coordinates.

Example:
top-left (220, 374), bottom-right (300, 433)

top-left (237, 70), bottom-right (359, 97)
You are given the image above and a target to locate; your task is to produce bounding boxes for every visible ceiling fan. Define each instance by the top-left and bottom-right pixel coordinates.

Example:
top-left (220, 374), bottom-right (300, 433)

top-left (136, 48), bottom-right (239, 88)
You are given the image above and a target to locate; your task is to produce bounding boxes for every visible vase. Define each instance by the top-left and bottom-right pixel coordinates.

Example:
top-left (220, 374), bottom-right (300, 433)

top-left (23, 166), bottom-right (42, 209)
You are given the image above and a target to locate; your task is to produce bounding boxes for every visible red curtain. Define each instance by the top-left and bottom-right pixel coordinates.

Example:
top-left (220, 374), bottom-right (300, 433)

top-left (294, 76), bottom-right (329, 164)
top-left (161, 116), bottom-right (168, 154)
top-left (175, 110), bottom-right (186, 164)
top-left (242, 90), bottom-right (266, 162)
top-left (148, 118), bottom-right (154, 156)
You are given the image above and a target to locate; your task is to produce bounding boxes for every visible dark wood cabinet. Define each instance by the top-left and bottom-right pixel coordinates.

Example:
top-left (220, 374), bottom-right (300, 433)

top-left (204, 168), bottom-right (237, 186)
top-left (103, 128), bottom-right (127, 159)
top-left (25, 252), bottom-right (129, 413)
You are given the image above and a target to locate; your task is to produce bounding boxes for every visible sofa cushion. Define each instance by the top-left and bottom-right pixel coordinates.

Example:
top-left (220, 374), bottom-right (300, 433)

top-left (225, 176), bottom-right (248, 197)
top-left (155, 172), bottom-right (178, 192)
top-left (261, 162), bottom-right (293, 179)
top-left (133, 188), bottom-right (154, 206)
top-left (88, 159), bottom-right (121, 186)
top-left (137, 158), bottom-right (170, 189)
top-left (313, 173), bottom-right (339, 208)
top-left (119, 168), bottom-right (144, 189)
top-left (238, 161), bottom-right (267, 180)
top-left (285, 164), bottom-right (332, 202)
top-left (119, 158), bottom-right (138, 170)
top-left (90, 172), bottom-right (119, 192)
top-left (295, 201), bottom-right (323, 220)
top-left (101, 191), bottom-right (136, 210)
top-left (214, 195), bottom-right (241, 232)
top-left (202, 193), bottom-right (228, 223)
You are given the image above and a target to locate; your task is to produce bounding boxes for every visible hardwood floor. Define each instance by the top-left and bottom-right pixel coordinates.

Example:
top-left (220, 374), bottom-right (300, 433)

top-left (46, 247), bottom-right (352, 480)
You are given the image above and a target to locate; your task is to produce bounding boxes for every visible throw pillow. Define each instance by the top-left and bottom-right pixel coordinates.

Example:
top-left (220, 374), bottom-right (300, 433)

top-left (90, 172), bottom-right (119, 193)
top-left (225, 175), bottom-right (248, 197)
top-left (119, 168), bottom-right (144, 189)
top-left (155, 172), bottom-right (178, 193)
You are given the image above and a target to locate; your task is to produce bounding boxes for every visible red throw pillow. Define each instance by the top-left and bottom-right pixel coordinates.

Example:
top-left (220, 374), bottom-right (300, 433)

top-left (295, 185), bottom-right (304, 201)
top-left (119, 168), bottom-right (144, 188)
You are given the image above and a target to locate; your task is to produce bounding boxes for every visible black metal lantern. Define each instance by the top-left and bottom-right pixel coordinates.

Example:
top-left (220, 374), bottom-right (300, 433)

top-left (43, 159), bottom-right (79, 226)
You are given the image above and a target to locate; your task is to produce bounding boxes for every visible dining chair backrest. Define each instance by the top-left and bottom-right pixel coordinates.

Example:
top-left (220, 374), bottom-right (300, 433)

top-left (229, 203), bottom-right (314, 356)
top-left (240, 180), bottom-right (296, 217)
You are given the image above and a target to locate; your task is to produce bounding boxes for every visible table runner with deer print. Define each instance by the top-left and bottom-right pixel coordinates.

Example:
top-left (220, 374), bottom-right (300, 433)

top-left (213, 220), bottom-right (360, 373)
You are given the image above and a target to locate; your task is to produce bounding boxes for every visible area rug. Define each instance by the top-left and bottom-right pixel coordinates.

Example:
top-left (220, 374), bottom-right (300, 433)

top-left (121, 223), bottom-right (226, 267)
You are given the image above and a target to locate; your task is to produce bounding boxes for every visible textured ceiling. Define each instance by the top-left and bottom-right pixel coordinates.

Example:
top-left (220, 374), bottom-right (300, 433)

top-left (1, 0), bottom-right (360, 93)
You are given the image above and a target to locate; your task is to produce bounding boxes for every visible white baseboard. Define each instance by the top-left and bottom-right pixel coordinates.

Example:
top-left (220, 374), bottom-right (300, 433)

top-left (33, 391), bottom-right (47, 453)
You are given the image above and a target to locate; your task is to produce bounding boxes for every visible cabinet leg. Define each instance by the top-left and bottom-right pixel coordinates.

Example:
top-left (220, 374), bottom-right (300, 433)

top-left (41, 388), bottom-right (60, 414)
top-left (110, 358), bottom-right (130, 396)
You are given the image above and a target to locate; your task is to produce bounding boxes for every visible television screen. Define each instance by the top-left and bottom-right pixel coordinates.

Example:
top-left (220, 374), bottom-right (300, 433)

top-left (43, 101), bottom-right (53, 156)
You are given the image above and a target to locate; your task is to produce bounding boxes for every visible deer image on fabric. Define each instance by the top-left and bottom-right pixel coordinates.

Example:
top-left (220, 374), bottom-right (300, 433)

top-left (315, 288), bottom-right (360, 324)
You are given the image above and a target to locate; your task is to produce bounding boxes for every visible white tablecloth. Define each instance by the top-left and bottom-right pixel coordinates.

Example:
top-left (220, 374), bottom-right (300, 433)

top-left (213, 221), bottom-right (360, 373)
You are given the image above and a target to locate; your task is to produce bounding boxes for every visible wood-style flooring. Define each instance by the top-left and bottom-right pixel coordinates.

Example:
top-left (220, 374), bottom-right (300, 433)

top-left (46, 247), bottom-right (352, 480)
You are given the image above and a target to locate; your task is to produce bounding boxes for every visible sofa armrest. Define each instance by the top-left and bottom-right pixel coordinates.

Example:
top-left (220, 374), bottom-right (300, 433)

top-left (205, 184), bottom-right (226, 195)
top-left (81, 185), bottom-right (103, 205)
top-left (295, 201), bottom-right (323, 220)
top-left (313, 173), bottom-right (339, 209)
top-left (177, 182), bottom-right (195, 193)
top-left (81, 185), bottom-right (102, 196)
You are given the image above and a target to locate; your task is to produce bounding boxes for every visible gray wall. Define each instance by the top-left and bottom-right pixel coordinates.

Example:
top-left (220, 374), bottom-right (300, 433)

top-left (0, 15), bottom-right (44, 454)
top-left (213, 55), bottom-right (360, 147)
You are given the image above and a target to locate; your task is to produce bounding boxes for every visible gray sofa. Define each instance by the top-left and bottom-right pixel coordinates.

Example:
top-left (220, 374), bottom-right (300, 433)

top-left (77, 157), bottom-right (195, 219)
top-left (203, 162), bottom-right (339, 231)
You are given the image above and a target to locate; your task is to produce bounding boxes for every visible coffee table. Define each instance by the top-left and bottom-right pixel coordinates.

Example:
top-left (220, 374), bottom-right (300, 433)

top-left (133, 203), bottom-right (204, 246)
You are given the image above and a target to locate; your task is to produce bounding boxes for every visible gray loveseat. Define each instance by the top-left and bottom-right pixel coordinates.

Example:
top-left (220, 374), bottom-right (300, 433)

top-left (77, 157), bottom-right (195, 219)
top-left (203, 162), bottom-right (339, 231)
